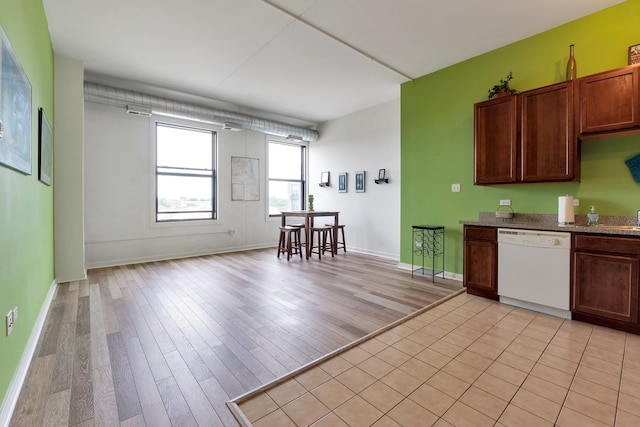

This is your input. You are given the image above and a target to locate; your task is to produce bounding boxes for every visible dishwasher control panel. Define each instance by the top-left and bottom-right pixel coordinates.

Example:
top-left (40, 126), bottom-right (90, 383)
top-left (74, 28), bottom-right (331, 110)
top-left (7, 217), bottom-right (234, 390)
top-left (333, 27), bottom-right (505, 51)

top-left (497, 229), bottom-right (571, 249)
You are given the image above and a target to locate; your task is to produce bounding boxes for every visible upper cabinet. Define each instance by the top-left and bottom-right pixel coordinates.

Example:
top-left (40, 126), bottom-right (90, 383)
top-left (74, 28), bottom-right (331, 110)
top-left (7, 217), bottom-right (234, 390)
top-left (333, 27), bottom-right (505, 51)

top-left (579, 66), bottom-right (640, 135)
top-left (474, 95), bottom-right (518, 184)
top-left (521, 81), bottom-right (576, 182)
top-left (474, 64), bottom-right (640, 185)
top-left (474, 81), bottom-right (576, 185)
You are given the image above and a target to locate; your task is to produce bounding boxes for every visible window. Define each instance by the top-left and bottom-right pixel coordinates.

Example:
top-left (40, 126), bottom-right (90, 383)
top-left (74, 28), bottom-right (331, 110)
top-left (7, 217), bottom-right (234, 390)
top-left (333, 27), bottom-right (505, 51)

top-left (268, 141), bottom-right (306, 216)
top-left (155, 122), bottom-right (217, 222)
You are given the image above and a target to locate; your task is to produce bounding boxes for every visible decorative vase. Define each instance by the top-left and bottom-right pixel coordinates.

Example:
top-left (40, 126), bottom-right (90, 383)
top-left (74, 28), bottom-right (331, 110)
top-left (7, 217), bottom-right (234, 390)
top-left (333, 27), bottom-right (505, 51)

top-left (566, 44), bottom-right (577, 81)
top-left (308, 195), bottom-right (314, 211)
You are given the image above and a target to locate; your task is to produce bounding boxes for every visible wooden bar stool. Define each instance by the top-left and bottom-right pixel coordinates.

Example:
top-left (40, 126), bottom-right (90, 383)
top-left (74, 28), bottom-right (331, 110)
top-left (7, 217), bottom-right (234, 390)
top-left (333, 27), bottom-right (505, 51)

top-left (288, 223), bottom-right (306, 248)
top-left (277, 226), bottom-right (302, 260)
top-left (325, 224), bottom-right (346, 253)
top-left (309, 226), bottom-right (334, 259)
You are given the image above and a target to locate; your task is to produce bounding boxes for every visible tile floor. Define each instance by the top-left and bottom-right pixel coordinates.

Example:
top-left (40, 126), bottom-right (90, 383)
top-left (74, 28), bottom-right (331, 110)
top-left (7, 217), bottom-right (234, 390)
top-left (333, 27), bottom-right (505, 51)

top-left (231, 292), bottom-right (640, 426)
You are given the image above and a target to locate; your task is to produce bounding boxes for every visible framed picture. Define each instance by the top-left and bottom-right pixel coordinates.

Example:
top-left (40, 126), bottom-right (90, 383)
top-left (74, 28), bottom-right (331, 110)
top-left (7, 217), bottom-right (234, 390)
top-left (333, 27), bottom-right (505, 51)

top-left (338, 172), bottom-right (347, 193)
top-left (355, 170), bottom-right (365, 193)
top-left (0, 24), bottom-right (32, 175)
top-left (38, 108), bottom-right (52, 185)
top-left (231, 156), bottom-right (260, 201)
top-left (629, 44), bottom-right (640, 65)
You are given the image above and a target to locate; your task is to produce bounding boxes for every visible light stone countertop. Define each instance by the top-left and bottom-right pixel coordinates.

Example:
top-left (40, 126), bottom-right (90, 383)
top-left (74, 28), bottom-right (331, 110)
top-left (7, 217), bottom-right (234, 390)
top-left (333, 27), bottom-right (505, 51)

top-left (460, 212), bottom-right (640, 236)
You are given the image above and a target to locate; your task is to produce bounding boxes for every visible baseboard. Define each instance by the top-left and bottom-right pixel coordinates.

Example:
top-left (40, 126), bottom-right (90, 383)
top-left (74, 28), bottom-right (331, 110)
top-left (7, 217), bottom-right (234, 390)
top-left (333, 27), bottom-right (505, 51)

top-left (0, 279), bottom-right (58, 427)
top-left (85, 244), bottom-right (274, 269)
top-left (397, 262), bottom-right (463, 282)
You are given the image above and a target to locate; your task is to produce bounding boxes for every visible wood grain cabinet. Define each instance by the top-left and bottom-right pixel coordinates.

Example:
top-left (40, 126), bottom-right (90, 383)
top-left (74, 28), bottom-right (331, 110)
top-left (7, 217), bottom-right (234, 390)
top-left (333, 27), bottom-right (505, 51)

top-left (463, 226), bottom-right (498, 300)
top-left (579, 66), bottom-right (640, 135)
top-left (521, 81), bottom-right (576, 182)
top-left (572, 233), bottom-right (640, 332)
top-left (474, 81), bottom-right (576, 185)
top-left (474, 95), bottom-right (518, 185)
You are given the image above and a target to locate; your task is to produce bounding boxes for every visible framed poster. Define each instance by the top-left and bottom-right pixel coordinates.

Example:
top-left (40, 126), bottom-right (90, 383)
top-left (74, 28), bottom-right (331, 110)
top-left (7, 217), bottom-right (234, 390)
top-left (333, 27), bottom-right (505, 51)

top-left (231, 156), bottom-right (260, 201)
top-left (355, 171), bottom-right (365, 193)
top-left (0, 24), bottom-right (32, 175)
top-left (338, 172), bottom-right (347, 193)
top-left (38, 108), bottom-right (52, 185)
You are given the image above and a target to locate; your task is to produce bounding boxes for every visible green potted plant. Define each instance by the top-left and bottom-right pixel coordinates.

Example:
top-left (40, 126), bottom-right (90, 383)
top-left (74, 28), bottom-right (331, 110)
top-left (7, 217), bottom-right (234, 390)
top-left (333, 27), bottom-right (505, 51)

top-left (488, 72), bottom-right (518, 99)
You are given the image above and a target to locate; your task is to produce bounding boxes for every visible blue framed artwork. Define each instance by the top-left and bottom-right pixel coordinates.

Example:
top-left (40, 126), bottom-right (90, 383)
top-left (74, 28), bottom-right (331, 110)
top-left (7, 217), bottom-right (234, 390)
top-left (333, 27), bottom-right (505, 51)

top-left (355, 171), bottom-right (365, 193)
top-left (0, 24), bottom-right (32, 175)
top-left (338, 172), bottom-right (347, 193)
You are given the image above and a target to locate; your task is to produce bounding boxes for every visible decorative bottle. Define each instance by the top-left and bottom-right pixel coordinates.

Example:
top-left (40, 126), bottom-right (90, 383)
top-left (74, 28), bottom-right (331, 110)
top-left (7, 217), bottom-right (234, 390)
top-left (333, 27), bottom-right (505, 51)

top-left (566, 44), bottom-right (577, 81)
top-left (587, 205), bottom-right (599, 226)
top-left (308, 194), bottom-right (314, 211)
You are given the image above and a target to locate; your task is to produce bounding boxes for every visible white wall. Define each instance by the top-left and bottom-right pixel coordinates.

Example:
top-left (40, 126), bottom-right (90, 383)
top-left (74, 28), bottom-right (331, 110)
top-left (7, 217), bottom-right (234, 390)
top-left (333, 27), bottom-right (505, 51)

top-left (54, 57), bottom-right (86, 281)
top-left (83, 92), bottom-right (400, 267)
top-left (310, 99), bottom-right (400, 259)
top-left (83, 102), bottom-right (281, 268)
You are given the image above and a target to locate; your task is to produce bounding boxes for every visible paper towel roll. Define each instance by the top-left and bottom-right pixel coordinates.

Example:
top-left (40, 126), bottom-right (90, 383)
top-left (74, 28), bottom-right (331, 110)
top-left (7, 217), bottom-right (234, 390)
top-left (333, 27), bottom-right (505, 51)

top-left (558, 195), bottom-right (575, 225)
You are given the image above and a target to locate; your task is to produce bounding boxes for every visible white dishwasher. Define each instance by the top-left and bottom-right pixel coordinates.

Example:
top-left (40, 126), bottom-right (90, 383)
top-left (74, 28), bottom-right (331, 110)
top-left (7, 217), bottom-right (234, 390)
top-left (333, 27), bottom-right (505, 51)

top-left (497, 228), bottom-right (571, 319)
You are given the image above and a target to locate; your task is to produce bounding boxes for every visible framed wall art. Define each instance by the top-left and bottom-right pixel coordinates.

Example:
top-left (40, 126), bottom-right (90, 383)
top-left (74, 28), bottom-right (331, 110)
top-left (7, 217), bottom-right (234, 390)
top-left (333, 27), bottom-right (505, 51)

top-left (355, 170), bottom-right (365, 193)
top-left (38, 108), bottom-right (52, 185)
top-left (0, 24), bottom-right (32, 175)
top-left (338, 172), bottom-right (347, 193)
top-left (629, 43), bottom-right (640, 65)
top-left (231, 156), bottom-right (260, 201)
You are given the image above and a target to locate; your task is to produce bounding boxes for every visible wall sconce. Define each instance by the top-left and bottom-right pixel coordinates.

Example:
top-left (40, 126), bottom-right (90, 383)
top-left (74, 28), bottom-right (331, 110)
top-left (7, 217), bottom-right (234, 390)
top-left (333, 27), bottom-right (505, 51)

top-left (375, 168), bottom-right (389, 184)
top-left (319, 171), bottom-right (330, 187)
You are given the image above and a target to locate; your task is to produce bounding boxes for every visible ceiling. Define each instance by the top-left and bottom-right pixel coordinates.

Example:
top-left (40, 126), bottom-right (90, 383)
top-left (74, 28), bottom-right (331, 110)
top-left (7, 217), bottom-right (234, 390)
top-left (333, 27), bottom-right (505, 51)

top-left (43, 0), bottom-right (623, 126)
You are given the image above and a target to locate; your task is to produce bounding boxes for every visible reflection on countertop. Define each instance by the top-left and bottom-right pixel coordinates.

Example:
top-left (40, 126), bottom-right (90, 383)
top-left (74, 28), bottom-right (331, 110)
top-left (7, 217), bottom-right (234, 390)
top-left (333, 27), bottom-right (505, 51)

top-left (460, 212), bottom-right (640, 236)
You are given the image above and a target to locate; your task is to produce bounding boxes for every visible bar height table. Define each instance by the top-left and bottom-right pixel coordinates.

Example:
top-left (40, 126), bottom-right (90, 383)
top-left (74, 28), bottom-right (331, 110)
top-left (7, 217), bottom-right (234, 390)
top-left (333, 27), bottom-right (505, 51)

top-left (411, 225), bottom-right (445, 282)
top-left (281, 211), bottom-right (339, 259)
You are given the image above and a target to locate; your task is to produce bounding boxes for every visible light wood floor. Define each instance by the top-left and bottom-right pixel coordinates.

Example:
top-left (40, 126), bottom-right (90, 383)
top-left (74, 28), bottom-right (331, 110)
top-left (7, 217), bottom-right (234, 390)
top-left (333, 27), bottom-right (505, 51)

top-left (9, 249), bottom-right (461, 426)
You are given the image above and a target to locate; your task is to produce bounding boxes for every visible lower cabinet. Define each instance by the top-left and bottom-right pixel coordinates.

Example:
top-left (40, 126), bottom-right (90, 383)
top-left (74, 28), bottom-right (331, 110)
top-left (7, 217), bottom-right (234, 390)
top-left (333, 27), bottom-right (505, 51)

top-left (463, 226), bottom-right (498, 300)
top-left (572, 233), bottom-right (640, 332)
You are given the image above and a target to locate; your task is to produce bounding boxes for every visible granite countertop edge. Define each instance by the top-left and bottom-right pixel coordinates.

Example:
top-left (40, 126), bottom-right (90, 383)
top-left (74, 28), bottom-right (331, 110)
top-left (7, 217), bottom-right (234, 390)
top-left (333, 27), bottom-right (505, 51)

top-left (460, 212), bottom-right (640, 236)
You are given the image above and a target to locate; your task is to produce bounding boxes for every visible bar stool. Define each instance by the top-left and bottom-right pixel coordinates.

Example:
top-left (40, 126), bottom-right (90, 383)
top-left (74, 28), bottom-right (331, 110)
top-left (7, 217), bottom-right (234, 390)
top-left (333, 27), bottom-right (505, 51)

top-left (325, 224), bottom-right (346, 253)
top-left (288, 223), bottom-right (306, 248)
top-left (277, 226), bottom-right (302, 260)
top-left (309, 226), bottom-right (334, 259)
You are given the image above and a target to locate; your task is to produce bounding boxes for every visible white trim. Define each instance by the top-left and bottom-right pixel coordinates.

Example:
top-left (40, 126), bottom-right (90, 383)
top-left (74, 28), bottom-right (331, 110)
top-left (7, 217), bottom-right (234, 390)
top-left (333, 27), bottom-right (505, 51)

top-left (0, 279), bottom-right (58, 427)
top-left (397, 262), bottom-right (463, 282)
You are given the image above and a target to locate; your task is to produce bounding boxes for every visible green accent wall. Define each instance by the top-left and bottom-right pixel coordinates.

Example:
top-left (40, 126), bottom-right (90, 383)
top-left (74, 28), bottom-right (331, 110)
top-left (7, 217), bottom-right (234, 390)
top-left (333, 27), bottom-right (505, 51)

top-left (401, 0), bottom-right (640, 274)
top-left (0, 0), bottom-right (54, 409)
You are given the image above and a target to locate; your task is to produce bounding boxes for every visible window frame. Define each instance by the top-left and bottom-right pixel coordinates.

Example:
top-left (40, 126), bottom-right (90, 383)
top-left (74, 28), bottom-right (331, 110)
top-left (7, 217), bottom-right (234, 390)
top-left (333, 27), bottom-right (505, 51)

top-left (267, 138), bottom-right (308, 218)
top-left (152, 119), bottom-right (218, 225)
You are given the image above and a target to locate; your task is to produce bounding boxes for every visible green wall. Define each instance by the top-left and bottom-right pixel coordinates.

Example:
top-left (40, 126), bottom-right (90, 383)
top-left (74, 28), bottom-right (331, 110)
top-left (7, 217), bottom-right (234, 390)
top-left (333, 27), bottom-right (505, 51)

top-left (0, 0), bottom-right (54, 409)
top-left (401, 0), bottom-right (640, 274)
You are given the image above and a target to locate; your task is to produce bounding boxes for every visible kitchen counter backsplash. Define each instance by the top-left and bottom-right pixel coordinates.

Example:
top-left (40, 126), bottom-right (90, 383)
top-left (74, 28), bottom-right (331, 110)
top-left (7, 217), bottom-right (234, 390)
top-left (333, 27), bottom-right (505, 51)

top-left (461, 212), bottom-right (640, 235)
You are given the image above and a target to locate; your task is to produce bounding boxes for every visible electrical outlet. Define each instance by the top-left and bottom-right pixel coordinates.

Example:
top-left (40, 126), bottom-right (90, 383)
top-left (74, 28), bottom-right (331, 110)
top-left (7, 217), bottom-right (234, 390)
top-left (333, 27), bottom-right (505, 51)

top-left (6, 310), bottom-right (14, 336)
top-left (500, 199), bottom-right (511, 206)
top-left (573, 198), bottom-right (580, 206)
top-left (451, 183), bottom-right (461, 192)
top-left (13, 306), bottom-right (18, 321)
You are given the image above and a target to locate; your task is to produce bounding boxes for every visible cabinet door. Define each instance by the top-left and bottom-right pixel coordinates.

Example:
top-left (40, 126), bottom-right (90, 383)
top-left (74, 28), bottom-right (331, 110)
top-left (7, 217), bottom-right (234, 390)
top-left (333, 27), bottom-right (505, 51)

top-left (463, 238), bottom-right (498, 300)
top-left (521, 82), bottom-right (576, 182)
top-left (579, 66), bottom-right (640, 134)
top-left (572, 252), bottom-right (639, 323)
top-left (474, 96), bottom-right (518, 184)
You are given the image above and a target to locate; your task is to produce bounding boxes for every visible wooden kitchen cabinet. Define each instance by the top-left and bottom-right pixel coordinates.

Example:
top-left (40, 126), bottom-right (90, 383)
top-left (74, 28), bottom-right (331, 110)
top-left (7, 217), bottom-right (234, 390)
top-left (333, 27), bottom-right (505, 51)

top-left (579, 65), bottom-right (640, 135)
top-left (521, 81), bottom-right (576, 182)
top-left (572, 233), bottom-right (640, 332)
top-left (474, 81), bottom-right (576, 185)
top-left (463, 225), bottom-right (498, 300)
top-left (474, 95), bottom-right (518, 184)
